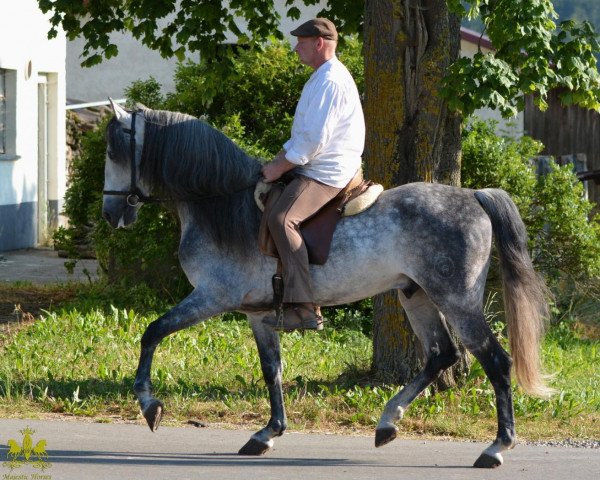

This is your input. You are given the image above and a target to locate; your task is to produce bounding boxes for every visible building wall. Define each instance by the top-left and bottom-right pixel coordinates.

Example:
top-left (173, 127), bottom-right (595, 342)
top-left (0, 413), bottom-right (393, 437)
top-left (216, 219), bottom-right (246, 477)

top-left (0, 0), bottom-right (67, 251)
top-left (67, 1), bottom-right (323, 102)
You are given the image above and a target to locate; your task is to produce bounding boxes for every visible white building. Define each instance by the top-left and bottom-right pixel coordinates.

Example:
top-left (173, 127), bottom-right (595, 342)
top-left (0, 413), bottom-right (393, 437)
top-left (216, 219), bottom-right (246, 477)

top-left (0, 0), bottom-right (67, 251)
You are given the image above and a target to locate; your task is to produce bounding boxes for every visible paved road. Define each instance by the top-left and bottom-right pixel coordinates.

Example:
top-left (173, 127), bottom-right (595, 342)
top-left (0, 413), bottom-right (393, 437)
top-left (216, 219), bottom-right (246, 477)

top-left (0, 419), bottom-right (598, 480)
top-left (0, 248), bottom-right (98, 284)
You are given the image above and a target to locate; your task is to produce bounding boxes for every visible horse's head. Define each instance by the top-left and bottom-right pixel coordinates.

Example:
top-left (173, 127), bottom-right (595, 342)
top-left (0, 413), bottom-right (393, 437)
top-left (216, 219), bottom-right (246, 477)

top-left (102, 99), bottom-right (149, 228)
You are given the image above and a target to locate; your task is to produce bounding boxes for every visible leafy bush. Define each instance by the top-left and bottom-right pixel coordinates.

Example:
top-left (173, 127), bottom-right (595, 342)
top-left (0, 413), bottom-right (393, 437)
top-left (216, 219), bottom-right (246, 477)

top-left (462, 119), bottom-right (600, 280)
top-left (55, 40), bottom-right (363, 304)
top-left (167, 37), bottom-right (363, 157)
top-left (55, 110), bottom-right (189, 301)
top-left (54, 115), bottom-right (107, 259)
top-left (167, 43), bottom-right (307, 155)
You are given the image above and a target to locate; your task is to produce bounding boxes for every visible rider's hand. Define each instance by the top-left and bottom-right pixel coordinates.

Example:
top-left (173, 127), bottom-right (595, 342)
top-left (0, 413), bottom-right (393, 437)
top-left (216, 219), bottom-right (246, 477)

top-left (262, 150), bottom-right (297, 183)
top-left (261, 162), bottom-right (283, 183)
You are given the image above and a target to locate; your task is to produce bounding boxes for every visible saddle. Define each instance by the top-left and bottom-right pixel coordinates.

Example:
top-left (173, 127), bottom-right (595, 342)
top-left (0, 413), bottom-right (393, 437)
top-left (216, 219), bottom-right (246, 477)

top-left (256, 170), bottom-right (383, 265)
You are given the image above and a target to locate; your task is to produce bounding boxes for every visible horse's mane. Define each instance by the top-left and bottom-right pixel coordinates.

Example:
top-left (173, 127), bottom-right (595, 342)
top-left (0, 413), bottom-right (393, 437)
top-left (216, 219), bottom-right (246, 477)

top-left (108, 109), bottom-right (263, 252)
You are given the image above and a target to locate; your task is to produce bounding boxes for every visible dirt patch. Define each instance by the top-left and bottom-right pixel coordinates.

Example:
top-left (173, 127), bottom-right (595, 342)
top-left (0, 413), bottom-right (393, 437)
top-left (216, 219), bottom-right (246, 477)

top-left (575, 321), bottom-right (600, 340)
top-left (0, 286), bottom-right (78, 325)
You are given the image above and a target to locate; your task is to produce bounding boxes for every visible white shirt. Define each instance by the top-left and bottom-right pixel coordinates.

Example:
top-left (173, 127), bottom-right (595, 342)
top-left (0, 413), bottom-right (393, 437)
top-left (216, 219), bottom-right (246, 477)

top-left (283, 56), bottom-right (365, 188)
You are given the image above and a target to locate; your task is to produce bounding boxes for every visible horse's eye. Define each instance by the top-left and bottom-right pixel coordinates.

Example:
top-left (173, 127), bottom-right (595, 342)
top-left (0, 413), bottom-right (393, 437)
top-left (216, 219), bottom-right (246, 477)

top-left (108, 150), bottom-right (116, 160)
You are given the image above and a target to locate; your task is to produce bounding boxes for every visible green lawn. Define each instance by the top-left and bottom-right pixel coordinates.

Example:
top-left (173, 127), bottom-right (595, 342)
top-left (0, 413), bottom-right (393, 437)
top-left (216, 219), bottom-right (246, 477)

top-left (1, 302), bottom-right (598, 442)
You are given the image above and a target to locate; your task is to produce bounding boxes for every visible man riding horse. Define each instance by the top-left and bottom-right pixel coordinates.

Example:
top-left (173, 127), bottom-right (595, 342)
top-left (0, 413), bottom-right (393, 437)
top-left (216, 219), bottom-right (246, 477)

top-left (261, 18), bottom-right (365, 332)
top-left (103, 18), bottom-right (551, 468)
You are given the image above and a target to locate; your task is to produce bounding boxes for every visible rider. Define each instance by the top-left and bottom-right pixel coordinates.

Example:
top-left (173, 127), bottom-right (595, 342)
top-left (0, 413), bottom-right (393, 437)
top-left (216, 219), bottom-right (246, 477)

top-left (262, 18), bottom-right (365, 331)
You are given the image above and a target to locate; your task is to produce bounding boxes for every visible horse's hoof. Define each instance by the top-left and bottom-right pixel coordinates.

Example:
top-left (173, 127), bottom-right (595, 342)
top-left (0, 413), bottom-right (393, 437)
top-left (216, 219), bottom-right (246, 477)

top-left (143, 399), bottom-right (164, 432)
top-left (473, 452), bottom-right (503, 468)
top-left (238, 438), bottom-right (272, 456)
top-left (375, 426), bottom-right (398, 448)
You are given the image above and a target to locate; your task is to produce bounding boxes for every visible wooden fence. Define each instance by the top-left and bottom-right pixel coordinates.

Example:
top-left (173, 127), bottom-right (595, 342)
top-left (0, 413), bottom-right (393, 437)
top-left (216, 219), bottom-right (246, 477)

top-left (524, 90), bottom-right (600, 207)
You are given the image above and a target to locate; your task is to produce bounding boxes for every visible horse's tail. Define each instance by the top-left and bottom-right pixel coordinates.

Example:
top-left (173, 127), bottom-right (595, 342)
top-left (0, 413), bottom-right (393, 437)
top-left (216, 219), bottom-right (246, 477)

top-left (474, 188), bottom-right (553, 397)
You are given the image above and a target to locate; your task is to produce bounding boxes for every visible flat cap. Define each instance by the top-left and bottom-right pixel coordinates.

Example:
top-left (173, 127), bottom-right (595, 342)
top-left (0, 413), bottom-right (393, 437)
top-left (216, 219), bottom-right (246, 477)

top-left (290, 18), bottom-right (338, 41)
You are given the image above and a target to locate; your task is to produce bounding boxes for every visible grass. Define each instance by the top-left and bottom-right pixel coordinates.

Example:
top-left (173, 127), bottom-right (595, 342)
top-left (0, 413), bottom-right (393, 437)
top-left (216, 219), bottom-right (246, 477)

top-left (0, 292), bottom-right (598, 442)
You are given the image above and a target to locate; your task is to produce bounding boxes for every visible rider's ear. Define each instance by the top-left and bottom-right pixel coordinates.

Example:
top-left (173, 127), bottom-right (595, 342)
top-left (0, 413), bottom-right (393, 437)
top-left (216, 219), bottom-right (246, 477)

top-left (108, 97), bottom-right (131, 126)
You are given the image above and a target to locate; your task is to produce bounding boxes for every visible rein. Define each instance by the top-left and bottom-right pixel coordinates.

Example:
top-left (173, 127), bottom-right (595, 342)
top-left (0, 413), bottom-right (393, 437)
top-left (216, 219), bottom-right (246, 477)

top-left (103, 111), bottom-right (260, 206)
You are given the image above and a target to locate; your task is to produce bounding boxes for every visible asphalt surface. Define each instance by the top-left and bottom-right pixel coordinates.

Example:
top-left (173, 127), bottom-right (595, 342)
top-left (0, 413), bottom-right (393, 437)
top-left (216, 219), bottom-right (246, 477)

top-left (0, 419), bottom-right (598, 480)
top-left (0, 248), bottom-right (99, 284)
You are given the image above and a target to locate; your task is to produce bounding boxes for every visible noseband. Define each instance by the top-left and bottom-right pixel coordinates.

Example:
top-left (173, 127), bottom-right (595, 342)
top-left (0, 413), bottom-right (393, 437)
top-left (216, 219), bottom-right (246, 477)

top-left (103, 111), bottom-right (157, 206)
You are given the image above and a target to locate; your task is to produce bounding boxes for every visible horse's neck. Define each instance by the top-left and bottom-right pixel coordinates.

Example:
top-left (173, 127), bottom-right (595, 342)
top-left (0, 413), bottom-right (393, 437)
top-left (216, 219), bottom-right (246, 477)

top-left (175, 200), bottom-right (259, 247)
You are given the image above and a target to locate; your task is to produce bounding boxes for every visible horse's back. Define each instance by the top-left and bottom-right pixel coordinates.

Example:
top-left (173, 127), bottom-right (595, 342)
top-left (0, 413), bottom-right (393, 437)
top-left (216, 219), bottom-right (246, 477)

top-left (387, 182), bottom-right (486, 218)
top-left (391, 182), bottom-right (493, 270)
top-left (359, 182), bottom-right (492, 246)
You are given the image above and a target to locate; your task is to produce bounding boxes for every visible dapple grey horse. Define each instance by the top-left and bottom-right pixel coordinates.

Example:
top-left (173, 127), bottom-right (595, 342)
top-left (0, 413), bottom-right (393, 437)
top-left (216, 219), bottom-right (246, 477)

top-left (102, 101), bottom-right (551, 468)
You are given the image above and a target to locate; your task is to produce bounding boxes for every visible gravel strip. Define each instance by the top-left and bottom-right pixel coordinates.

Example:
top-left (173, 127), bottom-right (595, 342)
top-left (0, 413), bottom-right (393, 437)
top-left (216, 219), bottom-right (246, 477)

top-left (524, 438), bottom-right (600, 449)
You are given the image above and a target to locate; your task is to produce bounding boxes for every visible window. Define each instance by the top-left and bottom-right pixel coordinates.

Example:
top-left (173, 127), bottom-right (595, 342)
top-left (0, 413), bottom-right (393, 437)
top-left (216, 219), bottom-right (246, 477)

top-left (0, 68), bottom-right (17, 160)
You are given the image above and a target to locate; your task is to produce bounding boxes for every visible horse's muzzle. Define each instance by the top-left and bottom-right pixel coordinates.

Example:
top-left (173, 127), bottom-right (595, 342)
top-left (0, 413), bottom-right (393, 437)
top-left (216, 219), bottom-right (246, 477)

top-left (102, 200), bottom-right (138, 229)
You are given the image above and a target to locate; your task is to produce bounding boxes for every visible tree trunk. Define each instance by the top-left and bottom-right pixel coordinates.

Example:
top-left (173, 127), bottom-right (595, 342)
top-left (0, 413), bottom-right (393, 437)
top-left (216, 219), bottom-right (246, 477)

top-left (363, 0), bottom-right (469, 387)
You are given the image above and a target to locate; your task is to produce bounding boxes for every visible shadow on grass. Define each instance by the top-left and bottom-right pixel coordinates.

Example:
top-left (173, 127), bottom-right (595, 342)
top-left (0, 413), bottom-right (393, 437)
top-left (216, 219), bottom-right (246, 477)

top-left (1, 362), bottom-right (381, 407)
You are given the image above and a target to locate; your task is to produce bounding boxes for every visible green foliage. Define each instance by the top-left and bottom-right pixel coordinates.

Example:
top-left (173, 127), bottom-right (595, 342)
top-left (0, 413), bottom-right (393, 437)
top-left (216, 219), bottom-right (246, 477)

top-left (167, 41), bottom-right (310, 156)
top-left (445, 0), bottom-right (600, 117)
top-left (53, 115), bottom-right (108, 258)
top-left (125, 76), bottom-right (167, 109)
top-left (323, 298), bottom-right (373, 335)
top-left (461, 121), bottom-right (540, 211)
top-left (530, 165), bottom-right (600, 279)
top-left (462, 119), bottom-right (600, 279)
top-left (553, 0), bottom-right (600, 63)
top-left (55, 40), bottom-right (362, 303)
top-left (37, 0), bottom-right (282, 68)
top-left (166, 37), bottom-right (363, 156)
top-left (91, 203), bottom-right (190, 301)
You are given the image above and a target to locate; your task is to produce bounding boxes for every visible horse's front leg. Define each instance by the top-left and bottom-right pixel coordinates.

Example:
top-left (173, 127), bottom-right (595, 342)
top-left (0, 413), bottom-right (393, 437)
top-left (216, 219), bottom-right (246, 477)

top-left (134, 291), bottom-right (228, 432)
top-left (238, 312), bottom-right (286, 455)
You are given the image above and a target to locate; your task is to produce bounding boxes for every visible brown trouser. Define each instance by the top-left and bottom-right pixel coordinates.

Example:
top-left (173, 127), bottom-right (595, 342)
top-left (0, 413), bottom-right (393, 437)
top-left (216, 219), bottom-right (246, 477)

top-left (267, 175), bottom-right (342, 303)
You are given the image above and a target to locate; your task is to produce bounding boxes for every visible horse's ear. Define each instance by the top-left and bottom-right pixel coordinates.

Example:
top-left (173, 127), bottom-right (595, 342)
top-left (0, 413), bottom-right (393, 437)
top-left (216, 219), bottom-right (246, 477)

top-left (108, 97), bottom-right (131, 125)
top-left (135, 102), bottom-right (149, 112)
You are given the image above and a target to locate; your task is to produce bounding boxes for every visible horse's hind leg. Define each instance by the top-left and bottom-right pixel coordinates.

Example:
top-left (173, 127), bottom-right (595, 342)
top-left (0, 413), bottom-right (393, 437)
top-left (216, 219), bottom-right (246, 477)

top-left (134, 291), bottom-right (227, 432)
top-left (238, 312), bottom-right (287, 455)
top-left (444, 309), bottom-right (515, 468)
top-left (375, 288), bottom-right (460, 447)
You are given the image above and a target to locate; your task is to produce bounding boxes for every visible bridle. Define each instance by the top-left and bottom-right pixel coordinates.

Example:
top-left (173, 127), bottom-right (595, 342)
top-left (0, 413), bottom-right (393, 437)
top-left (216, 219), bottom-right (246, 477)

top-left (103, 111), bottom-right (157, 207)
top-left (103, 110), bottom-right (262, 206)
